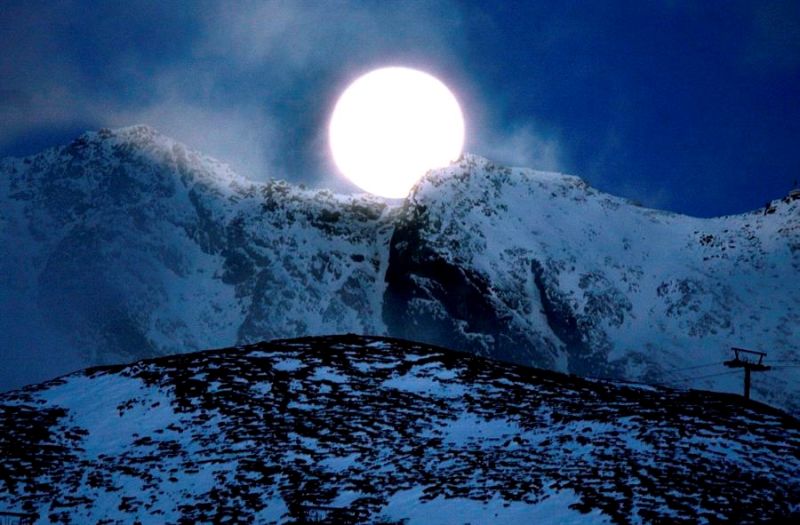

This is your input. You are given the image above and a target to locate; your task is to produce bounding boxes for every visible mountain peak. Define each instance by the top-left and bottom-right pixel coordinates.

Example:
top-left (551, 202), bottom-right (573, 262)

top-left (93, 123), bottom-right (159, 141)
top-left (67, 124), bottom-right (165, 154)
top-left (414, 152), bottom-right (652, 218)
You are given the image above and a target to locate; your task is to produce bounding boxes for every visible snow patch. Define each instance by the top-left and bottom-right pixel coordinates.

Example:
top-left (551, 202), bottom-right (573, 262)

top-left (381, 487), bottom-right (612, 525)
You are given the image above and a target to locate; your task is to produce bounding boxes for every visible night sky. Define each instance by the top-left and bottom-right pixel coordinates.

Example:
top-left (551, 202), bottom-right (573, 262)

top-left (1, 0), bottom-right (798, 217)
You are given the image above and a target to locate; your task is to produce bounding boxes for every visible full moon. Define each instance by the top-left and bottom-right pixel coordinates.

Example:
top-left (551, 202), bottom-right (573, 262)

top-left (329, 67), bottom-right (465, 198)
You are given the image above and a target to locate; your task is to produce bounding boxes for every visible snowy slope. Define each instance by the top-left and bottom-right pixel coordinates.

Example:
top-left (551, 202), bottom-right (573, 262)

top-left (1, 128), bottom-right (798, 413)
top-left (384, 155), bottom-right (800, 412)
top-left (1, 335), bottom-right (798, 524)
top-left (0, 126), bottom-right (392, 385)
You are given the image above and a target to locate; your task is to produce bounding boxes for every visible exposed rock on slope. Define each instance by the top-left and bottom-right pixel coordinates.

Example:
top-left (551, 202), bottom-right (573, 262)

top-left (1, 127), bottom-right (798, 413)
top-left (1, 335), bottom-right (798, 524)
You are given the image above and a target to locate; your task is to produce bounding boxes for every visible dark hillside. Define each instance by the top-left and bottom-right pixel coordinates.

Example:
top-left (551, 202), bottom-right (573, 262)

top-left (1, 335), bottom-right (798, 523)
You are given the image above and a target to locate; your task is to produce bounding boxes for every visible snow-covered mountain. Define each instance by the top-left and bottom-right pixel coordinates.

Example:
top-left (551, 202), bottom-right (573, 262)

top-left (2, 335), bottom-right (798, 524)
top-left (1, 126), bottom-right (798, 412)
top-left (0, 126), bottom-right (393, 387)
top-left (385, 155), bottom-right (800, 413)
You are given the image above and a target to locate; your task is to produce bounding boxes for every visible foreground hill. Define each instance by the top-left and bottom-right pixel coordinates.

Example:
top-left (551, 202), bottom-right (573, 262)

top-left (1, 335), bottom-right (798, 524)
top-left (1, 126), bottom-right (798, 413)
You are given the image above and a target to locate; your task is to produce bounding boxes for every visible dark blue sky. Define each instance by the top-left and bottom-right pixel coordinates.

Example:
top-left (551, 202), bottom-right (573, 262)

top-left (1, 1), bottom-right (798, 217)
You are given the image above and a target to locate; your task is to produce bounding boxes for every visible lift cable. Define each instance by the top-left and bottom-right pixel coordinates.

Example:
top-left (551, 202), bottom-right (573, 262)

top-left (661, 370), bottom-right (740, 383)
top-left (662, 362), bottom-right (726, 374)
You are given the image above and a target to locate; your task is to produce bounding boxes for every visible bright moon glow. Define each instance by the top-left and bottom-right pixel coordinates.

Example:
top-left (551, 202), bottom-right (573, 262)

top-left (329, 67), bottom-right (465, 198)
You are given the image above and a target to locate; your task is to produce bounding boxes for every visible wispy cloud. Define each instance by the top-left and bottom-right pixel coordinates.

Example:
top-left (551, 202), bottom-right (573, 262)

top-left (477, 124), bottom-right (563, 173)
top-left (105, 97), bottom-right (279, 181)
top-left (0, 0), bottom-right (565, 188)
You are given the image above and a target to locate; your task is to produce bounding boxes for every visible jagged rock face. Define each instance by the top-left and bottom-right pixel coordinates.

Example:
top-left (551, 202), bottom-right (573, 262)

top-left (383, 198), bottom-right (562, 370)
top-left (1, 335), bottom-right (798, 524)
top-left (2, 128), bottom-right (799, 414)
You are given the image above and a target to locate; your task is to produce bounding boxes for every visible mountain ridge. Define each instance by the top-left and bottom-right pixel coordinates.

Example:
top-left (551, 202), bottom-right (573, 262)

top-left (1, 126), bottom-right (798, 413)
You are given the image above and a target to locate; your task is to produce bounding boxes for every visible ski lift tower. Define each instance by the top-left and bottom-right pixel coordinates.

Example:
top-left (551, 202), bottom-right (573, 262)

top-left (724, 348), bottom-right (771, 400)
